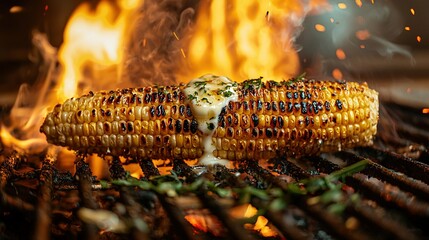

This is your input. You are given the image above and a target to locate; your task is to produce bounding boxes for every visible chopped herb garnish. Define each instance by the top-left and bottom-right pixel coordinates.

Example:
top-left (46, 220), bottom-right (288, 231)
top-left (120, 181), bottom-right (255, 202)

top-left (283, 72), bottom-right (307, 86)
top-left (243, 77), bottom-right (264, 90)
top-left (222, 91), bottom-right (233, 97)
top-left (201, 97), bottom-right (212, 104)
top-left (206, 122), bottom-right (215, 130)
top-left (187, 94), bottom-right (197, 101)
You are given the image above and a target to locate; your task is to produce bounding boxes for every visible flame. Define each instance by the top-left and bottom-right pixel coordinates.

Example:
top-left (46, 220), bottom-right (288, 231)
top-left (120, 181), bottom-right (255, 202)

top-left (180, 0), bottom-right (328, 82)
top-left (1, 0), bottom-right (142, 163)
top-left (1, 0), bottom-right (327, 167)
top-left (56, 0), bottom-right (142, 102)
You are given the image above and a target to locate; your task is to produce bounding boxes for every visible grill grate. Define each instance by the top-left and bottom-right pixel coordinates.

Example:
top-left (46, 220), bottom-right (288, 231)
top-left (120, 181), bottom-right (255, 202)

top-left (0, 103), bottom-right (428, 240)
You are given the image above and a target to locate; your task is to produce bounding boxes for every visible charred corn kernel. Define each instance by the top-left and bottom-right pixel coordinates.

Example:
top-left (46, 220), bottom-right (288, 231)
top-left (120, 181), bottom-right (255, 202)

top-left (40, 77), bottom-right (378, 161)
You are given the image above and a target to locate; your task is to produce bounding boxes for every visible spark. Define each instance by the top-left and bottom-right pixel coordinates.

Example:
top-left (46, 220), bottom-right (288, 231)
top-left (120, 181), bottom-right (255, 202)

top-left (336, 49), bottom-right (346, 60)
top-left (9, 6), bottom-right (23, 13)
top-left (180, 48), bottom-right (186, 58)
top-left (359, 44), bottom-right (366, 49)
top-left (422, 108), bottom-right (429, 114)
top-left (404, 26), bottom-right (411, 31)
top-left (417, 35), bottom-right (422, 42)
top-left (410, 8), bottom-right (415, 15)
top-left (332, 68), bottom-right (343, 80)
top-left (265, 11), bottom-right (270, 22)
top-left (356, 30), bottom-right (370, 40)
top-left (330, 18), bottom-right (335, 23)
top-left (355, 0), bottom-right (362, 7)
top-left (173, 32), bottom-right (180, 40)
top-left (315, 24), bottom-right (326, 32)
top-left (338, 3), bottom-right (347, 9)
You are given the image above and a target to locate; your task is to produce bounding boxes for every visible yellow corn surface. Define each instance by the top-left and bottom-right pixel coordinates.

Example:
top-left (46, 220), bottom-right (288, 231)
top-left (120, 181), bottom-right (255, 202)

top-left (40, 78), bottom-right (379, 160)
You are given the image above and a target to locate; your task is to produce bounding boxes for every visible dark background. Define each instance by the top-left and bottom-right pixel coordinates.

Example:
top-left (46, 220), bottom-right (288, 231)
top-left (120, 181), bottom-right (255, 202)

top-left (0, 0), bottom-right (428, 106)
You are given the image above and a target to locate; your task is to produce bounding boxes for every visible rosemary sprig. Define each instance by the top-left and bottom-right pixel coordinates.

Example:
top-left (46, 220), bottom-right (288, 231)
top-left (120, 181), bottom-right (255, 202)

top-left (101, 159), bottom-right (368, 214)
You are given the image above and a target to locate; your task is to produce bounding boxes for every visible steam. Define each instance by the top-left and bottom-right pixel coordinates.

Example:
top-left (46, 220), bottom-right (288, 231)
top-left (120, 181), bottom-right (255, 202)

top-left (331, 1), bottom-right (410, 58)
top-left (122, 0), bottom-right (199, 86)
top-left (0, 31), bottom-right (57, 154)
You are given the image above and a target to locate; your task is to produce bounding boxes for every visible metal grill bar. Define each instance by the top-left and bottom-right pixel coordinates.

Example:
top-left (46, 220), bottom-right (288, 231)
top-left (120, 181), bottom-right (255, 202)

top-left (356, 147), bottom-right (429, 185)
top-left (335, 151), bottom-right (429, 199)
top-left (75, 158), bottom-right (99, 240)
top-left (245, 160), bottom-right (370, 240)
top-left (33, 158), bottom-right (54, 240)
top-left (212, 164), bottom-right (312, 240)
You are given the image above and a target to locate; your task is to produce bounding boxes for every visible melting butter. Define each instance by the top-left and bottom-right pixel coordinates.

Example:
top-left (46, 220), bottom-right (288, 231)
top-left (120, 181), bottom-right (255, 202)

top-left (183, 74), bottom-right (238, 165)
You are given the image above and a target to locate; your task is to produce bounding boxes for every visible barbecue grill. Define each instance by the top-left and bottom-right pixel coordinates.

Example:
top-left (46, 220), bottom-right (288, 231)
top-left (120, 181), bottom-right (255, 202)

top-left (1, 101), bottom-right (428, 239)
top-left (1, 0), bottom-right (429, 239)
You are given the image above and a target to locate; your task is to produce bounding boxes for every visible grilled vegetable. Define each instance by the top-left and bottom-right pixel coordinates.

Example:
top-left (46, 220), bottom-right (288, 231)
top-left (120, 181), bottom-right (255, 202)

top-left (40, 75), bottom-right (378, 162)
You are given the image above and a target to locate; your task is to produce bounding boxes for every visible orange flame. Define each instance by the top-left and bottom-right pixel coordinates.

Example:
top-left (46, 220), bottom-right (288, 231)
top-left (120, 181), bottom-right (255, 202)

top-left (1, 0), bottom-right (327, 164)
top-left (180, 0), bottom-right (327, 82)
top-left (56, 0), bottom-right (142, 102)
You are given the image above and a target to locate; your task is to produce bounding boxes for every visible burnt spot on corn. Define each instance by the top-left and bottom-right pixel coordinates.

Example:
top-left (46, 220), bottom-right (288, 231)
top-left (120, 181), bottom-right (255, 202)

top-left (251, 113), bottom-right (259, 127)
top-left (265, 102), bottom-right (271, 111)
top-left (279, 101), bottom-right (285, 112)
top-left (266, 128), bottom-right (273, 138)
top-left (286, 92), bottom-right (292, 99)
top-left (294, 103), bottom-right (301, 112)
top-left (278, 116), bottom-right (284, 128)
top-left (243, 101), bottom-right (249, 111)
top-left (252, 128), bottom-right (258, 138)
top-left (161, 120), bottom-right (166, 131)
top-left (104, 123), bottom-right (110, 133)
top-left (325, 101), bottom-right (331, 111)
top-left (227, 127), bottom-right (234, 138)
top-left (313, 101), bottom-right (321, 114)
top-left (115, 96), bottom-right (122, 105)
top-left (127, 122), bottom-right (133, 132)
top-left (336, 99), bottom-right (343, 110)
top-left (183, 119), bottom-right (190, 132)
top-left (287, 102), bottom-right (293, 112)
top-left (186, 106), bottom-right (192, 117)
top-left (107, 95), bottom-right (115, 105)
top-left (150, 106), bottom-right (156, 118)
top-left (305, 116), bottom-right (311, 126)
top-left (227, 115), bottom-right (232, 126)
top-left (301, 102), bottom-right (308, 114)
top-left (293, 92), bottom-right (299, 99)
top-left (120, 122), bottom-right (127, 133)
top-left (233, 113), bottom-right (239, 126)
top-left (168, 118), bottom-right (174, 130)
top-left (158, 93), bottom-right (165, 103)
top-left (272, 102), bottom-right (278, 111)
top-left (300, 91), bottom-right (306, 99)
top-left (130, 94), bottom-right (136, 104)
top-left (175, 120), bottom-right (182, 133)
top-left (190, 119), bottom-right (198, 134)
top-left (156, 105), bottom-right (166, 117)
top-left (271, 116), bottom-right (277, 128)
top-left (179, 105), bottom-right (186, 116)
top-left (166, 93), bottom-right (172, 102)
top-left (257, 100), bottom-right (263, 111)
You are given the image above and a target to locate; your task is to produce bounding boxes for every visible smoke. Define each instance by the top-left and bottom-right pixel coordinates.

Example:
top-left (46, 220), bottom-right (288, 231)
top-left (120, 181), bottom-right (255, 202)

top-left (297, 0), bottom-right (413, 78)
top-left (122, 0), bottom-right (199, 86)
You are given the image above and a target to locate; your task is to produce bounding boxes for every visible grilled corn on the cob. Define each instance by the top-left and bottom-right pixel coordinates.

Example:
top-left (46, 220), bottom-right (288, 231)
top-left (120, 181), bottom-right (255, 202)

top-left (40, 75), bottom-right (379, 162)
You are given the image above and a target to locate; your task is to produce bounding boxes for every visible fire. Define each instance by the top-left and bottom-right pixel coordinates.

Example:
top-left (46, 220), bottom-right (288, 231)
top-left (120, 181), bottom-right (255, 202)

top-left (180, 0), bottom-right (328, 82)
top-left (1, 0), bottom-right (329, 176)
top-left (56, 0), bottom-right (142, 102)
